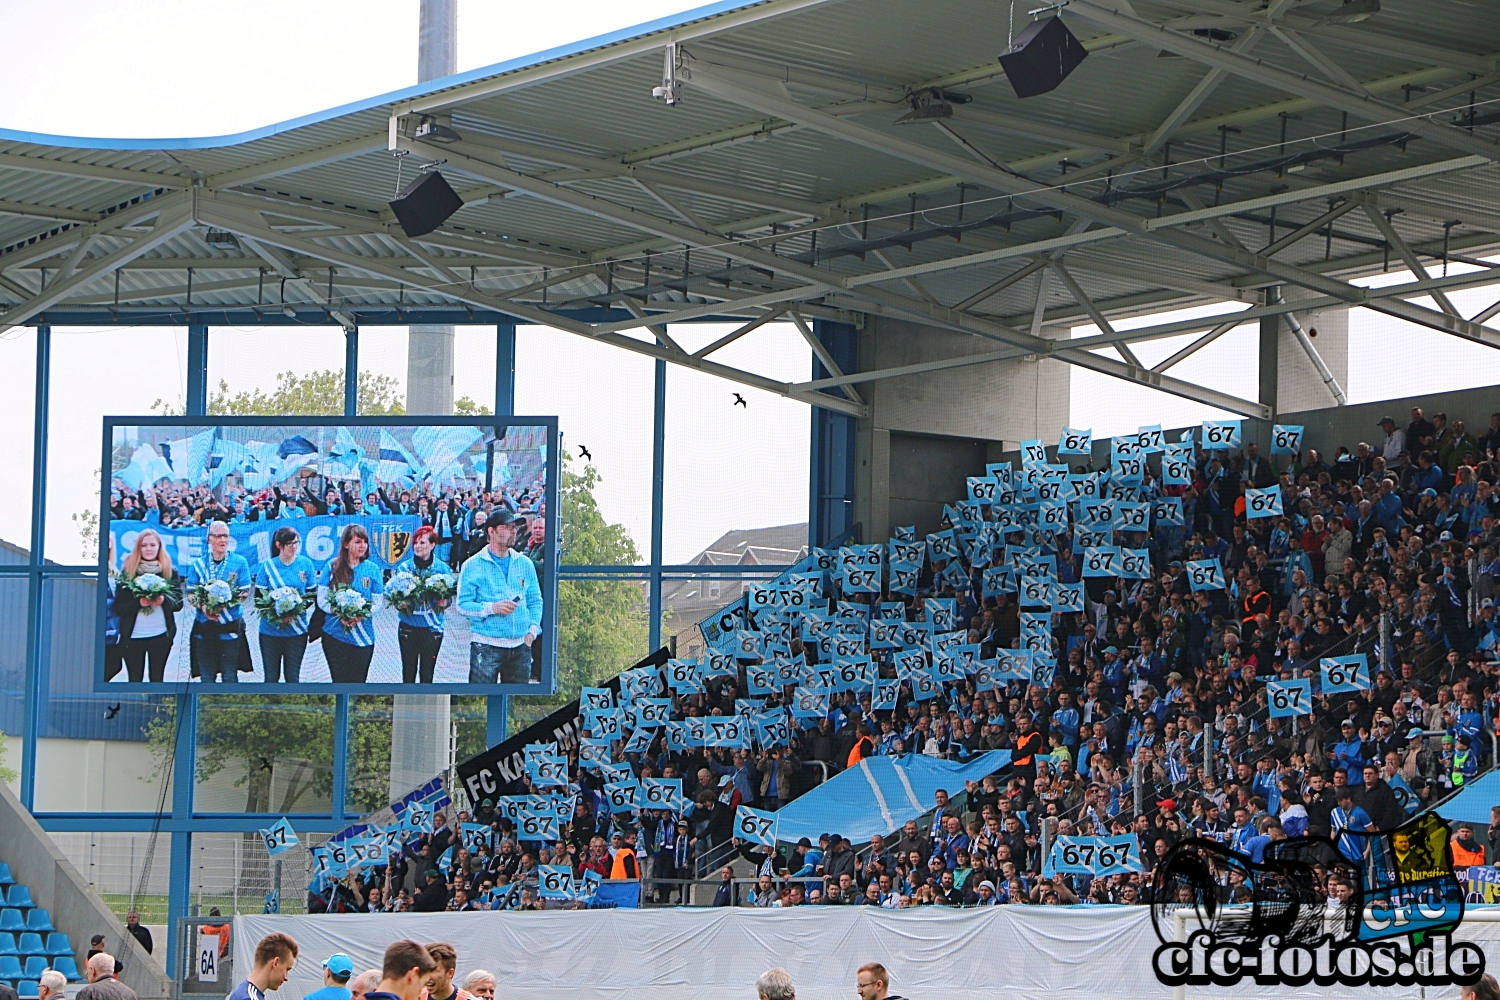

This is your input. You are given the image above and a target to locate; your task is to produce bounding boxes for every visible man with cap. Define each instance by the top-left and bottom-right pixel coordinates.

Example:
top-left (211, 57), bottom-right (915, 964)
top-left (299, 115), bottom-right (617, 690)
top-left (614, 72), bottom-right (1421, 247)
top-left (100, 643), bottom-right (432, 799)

top-left (964, 880), bottom-right (999, 906)
top-left (302, 955), bottom-right (355, 1000)
top-left (1378, 417), bottom-right (1406, 464)
top-left (1330, 720), bottom-right (1368, 786)
top-left (455, 510), bottom-right (543, 684)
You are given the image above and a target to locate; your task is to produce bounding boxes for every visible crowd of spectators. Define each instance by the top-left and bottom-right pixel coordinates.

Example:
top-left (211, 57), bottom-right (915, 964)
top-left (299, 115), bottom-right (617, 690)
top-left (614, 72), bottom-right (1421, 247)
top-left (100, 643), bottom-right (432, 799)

top-left (309, 403), bottom-right (1500, 911)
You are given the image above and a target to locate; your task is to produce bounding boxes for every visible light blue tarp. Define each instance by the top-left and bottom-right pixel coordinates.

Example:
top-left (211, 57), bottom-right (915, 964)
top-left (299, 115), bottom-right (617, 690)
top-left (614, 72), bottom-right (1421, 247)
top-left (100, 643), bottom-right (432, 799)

top-left (1437, 771), bottom-right (1500, 824)
top-left (771, 751), bottom-right (1011, 845)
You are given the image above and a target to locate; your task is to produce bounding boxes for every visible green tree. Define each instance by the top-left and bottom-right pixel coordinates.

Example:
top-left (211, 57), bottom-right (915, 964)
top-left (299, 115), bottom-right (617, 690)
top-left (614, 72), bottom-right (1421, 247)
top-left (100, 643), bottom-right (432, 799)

top-left (507, 454), bottom-right (654, 732)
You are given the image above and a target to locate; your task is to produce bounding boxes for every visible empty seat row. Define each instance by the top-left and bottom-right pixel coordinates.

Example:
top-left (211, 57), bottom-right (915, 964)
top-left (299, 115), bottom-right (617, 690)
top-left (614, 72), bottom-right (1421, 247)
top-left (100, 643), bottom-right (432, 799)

top-left (0, 912), bottom-right (53, 934)
top-left (0, 957), bottom-right (72, 981)
top-left (1, 887), bottom-right (33, 910)
top-left (1, 981), bottom-right (41, 999)
top-left (0, 932), bottom-right (71, 957)
top-left (0, 863), bottom-right (13, 887)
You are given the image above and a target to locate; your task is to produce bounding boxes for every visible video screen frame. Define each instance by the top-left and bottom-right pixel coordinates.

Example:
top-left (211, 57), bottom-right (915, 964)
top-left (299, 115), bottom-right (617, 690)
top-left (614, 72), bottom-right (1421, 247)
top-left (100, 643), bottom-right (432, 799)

top-left (95, 414), bottom-right (559, 694)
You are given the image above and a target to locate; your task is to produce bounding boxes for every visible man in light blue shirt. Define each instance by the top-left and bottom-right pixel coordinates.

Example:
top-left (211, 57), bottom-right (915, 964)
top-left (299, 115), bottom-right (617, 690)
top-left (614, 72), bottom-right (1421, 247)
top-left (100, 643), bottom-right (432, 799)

top-left (457, 511), bottom-right (543, 684)
top-left (301, 954), bottom-right (353, 1000)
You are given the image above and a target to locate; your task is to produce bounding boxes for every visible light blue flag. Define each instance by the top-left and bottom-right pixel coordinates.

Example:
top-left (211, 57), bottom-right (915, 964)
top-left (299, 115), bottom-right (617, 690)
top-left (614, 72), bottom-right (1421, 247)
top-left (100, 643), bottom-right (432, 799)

top-left (1045, 834), bottom-right (1143, 877)
top-left (1245, 486), bottom-right (1283, 519)
top-left (1268, 678), bottom-right (1314, 718)
top-left (1201, 420), bottom-right (1242, 449)
top-left (378, 430), bottom-right (419, 482)
top-left (411, 425), bottom-right (483, 479)
top-left (1152, 497), bottom-right (1185, 526)
top-left (326, 426), bottom-right (363, 478)
top-left (1020, 439), bottom-right (1048, 467)
top-left (1081, 546), bottom-right (1121, 577)
top-left (1186, 559), bottom-right (1226, 591)
top-left (1271, 425), bottom-right (1304, 455)
top-left (735, 806), bottom-right (779, 846)
top-left (1058, 427), bottom-right (1092, 456)
top-left (1321, 654), bottom-right (1372, 693)
top-left (539, 865), bottom-right (575, 899)
top-left (258, 817), bottom-right (298, 857)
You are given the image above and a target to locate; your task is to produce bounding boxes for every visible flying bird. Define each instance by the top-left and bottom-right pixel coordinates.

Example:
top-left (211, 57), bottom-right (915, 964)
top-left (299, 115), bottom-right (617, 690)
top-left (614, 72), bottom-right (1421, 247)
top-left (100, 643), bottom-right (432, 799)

top-left (578, 445), bottom-right (592, 461)
top-left (257, 756), bottom-right (274, 771)
top-left (104, 704), bottom-right (121, 719)
top-left (733, 393), bottom-right (747, 408)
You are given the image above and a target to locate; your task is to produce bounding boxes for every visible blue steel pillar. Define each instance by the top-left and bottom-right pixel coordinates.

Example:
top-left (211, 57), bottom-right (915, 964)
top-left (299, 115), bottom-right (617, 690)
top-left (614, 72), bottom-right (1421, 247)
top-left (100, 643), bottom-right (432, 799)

top-left (808, 319), bottom-right (858, 549)
top-left (649, 359), bottom-right (666, 651)
top-left (487, 322), bottom-right (517, 747)
top-left (167, 323), bottom-right (209, 967)
top-left (19, 326), bottom-right (50, 810)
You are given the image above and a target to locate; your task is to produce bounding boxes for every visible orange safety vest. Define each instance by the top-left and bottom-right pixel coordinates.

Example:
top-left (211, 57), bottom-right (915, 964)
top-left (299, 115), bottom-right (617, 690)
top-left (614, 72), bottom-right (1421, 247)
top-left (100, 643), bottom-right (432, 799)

top-left (847, 736), bottom-right (874, 769)
top-left (1013, 730), bottom-right (1042, 768)
top-left (609, 848), bottom-right (639, 879)
top-left (1452, 839), bottom-right (1486, 868)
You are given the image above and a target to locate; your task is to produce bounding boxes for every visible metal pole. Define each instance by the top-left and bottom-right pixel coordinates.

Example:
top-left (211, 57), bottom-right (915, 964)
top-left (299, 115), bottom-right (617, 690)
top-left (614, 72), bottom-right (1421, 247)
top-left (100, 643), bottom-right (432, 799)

top-left (649, 358), bottom-right (666, 651)
top-left (1133, 752), bottom-right (1144, 816)
top-left (1040, 816), bottom-right (1053, 874)
top-left (343, 327), bottom-right (359, 417)
top-left (1204, 715), bottom-right (1215, 783)
top-left (19, 325), bottom-right (49, 810)
top-left (1380, 610), bottom-right (1392, 675)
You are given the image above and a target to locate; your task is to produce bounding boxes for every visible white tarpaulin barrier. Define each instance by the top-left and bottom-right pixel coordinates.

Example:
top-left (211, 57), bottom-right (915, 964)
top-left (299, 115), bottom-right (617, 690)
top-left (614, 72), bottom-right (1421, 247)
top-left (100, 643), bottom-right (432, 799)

top-left (234, 906), bottom-right (1500, 1000)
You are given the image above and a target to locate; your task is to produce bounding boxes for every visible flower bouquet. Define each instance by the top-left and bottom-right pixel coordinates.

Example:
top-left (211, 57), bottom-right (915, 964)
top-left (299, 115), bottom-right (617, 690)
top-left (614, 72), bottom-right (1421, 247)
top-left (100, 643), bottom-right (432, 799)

top-left (122, 572), bottom-right (174, 614)
top-left (420, 571), bottom-right (458, 609)
top-left (255, 585), bottom-right (309, 629)
top-left (189, 578), bottom-right (242, 620)
top-left (329, 586), bottom-right (373, 628)
top-left (385, 571), bottom-right (422, 615)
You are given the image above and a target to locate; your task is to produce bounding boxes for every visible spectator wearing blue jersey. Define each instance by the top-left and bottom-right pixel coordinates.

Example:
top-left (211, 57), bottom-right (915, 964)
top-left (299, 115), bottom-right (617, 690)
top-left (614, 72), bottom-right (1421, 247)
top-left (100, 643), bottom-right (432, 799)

top-left (394, 526), bottom-right (454, 684)
top-left (254, 526), bottom-right (318, 683)
top-left (318, 524), bottom-right (385, 683)
top-left (185, 520), bottom-right (252, 683)
top-left (457, 511), bottom-right (542, 685)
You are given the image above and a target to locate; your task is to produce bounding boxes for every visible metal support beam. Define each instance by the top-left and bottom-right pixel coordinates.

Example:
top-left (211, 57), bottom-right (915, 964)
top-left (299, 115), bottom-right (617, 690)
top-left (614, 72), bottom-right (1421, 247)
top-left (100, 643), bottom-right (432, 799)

top-left (689, 307), bottom-right (788, 359)
top-left (648, 359), bottom-right (666, 652)
top-left (1145, 26), bottom-right (1262, 154)
top-left (1068, 1), bottom-right (1500, 162)
top-left (1152, 317), bottom-right (1247, 372)
top-left (19, 325), bottom-right (49, 811)
top-left (1285, 308), bottom-right (1347, 405)
top-left (332, 695), bottom-right (350, 821)
top-left (186, 324), bottom-right (208, 415)
top-left (1050, 260), bottom-right (1117, 336)
top-left (1362, 204), bottom-right (1461, 317)
top-left (954, 258), bottom-right (1049, 312)
top-left (344, 327), bottom-right (360, 416)
top-left (489, 319), bottom-right (517, 746)
top-left (790, 309), bottom-right (862, 404)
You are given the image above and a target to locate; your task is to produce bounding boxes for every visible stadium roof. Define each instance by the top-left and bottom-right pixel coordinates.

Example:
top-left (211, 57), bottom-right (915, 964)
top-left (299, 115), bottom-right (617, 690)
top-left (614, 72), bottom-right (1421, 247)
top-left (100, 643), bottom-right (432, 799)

top-left (3, 0), bottom-right (1500, 419)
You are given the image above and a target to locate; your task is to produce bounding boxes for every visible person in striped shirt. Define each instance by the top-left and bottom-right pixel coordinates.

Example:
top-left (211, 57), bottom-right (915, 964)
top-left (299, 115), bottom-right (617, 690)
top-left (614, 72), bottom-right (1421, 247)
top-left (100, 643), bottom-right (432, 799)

top-left (318, 524), bottom-right (385, 683)
top-left (254, 526), bottom-right (317, 683)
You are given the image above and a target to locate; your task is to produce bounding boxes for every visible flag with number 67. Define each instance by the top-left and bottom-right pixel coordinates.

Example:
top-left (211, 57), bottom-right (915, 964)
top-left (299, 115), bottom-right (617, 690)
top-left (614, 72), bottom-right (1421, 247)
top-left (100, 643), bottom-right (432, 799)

top-left (735, 805), bottom-right (779, 846)
top-left (1267, 677), bottom-right (1314, 718)
top-left (1244, 486), bottom-right (1283, 519)
top-left (258, 817), bottom-right (298, 857)
top-left (1185, 559), bottom-right (1225, 592)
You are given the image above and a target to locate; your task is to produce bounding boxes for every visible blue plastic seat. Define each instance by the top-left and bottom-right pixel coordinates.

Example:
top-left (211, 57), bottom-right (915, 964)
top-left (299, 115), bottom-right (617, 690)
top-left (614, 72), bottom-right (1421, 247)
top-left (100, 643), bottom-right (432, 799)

top-left (15, 935), bottom-right (42, 958)
top-left (0, 864), bottom-right (14, 886)
top-left (42, 934), bottom-right (70, 957)
top-left (50, 956), bottom-right (79, 981)
top-left (0, 935), bottom-right (14, 957)
top-left (0, 912), bottom-right (22, 933)
top-left (16, 980), bottom-right (38, 999)
top-left (0, 957), bottom-right (22, 980)
top-left (4, 888), bottom-right (32, 910)
top-left (21, 912), bottom-right (49, 934)
top-left (20, 958), bottom-right (45, 981)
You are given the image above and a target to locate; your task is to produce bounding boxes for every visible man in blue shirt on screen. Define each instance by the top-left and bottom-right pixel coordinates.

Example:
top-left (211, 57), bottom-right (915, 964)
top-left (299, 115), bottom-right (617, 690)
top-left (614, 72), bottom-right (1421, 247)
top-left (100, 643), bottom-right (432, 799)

top-left (457, 511), bottom-right (542, 685)
top-left (185, 521), bottom-right (251, 684)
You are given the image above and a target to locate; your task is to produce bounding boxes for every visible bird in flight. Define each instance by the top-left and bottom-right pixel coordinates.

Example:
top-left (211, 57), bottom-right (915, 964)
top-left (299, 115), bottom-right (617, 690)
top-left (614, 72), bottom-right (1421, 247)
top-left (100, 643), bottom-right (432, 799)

top-left (257, 755), bottom-right (274, 771)
top-left (733, 393), bottom-right (747, 407)
top-left (579, 445), bottom-right (593, 461)
top-left (104, 704), bottom-right (121, 719)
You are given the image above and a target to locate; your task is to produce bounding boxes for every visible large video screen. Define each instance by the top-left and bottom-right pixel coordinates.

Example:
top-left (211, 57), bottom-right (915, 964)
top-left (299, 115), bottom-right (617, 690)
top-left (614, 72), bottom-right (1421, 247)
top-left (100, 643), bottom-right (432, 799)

top-left (97, 416), bottom-right (557, 693)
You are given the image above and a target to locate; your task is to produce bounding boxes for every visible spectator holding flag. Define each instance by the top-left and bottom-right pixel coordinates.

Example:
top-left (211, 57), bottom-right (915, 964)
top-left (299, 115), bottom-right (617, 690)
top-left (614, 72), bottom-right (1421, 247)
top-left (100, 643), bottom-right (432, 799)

top-left (254, 526), bottom-right (317, 683)
top-left (317, 524), bottom-right (385, 683)
top-left (113, 527), bottom-right (183, 683)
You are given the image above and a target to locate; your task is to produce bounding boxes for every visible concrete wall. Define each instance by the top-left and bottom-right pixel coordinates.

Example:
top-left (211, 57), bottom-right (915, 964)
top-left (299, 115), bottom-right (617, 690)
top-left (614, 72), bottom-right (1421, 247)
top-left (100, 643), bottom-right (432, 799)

top-left (0, 780), bottom-right (173, 998)
top-left (853, 315), bottom-right (1068, 542)
top-left (1282, 383), bottom-right (1500, 463)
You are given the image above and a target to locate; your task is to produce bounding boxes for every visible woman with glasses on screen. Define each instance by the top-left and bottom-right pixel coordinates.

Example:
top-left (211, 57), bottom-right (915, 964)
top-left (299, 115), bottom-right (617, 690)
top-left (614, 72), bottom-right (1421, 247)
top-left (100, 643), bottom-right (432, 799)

top-left (317, 524), bottom-right (385, 683)
top-left (113, 527), bottom-right (184, 683)
top-left (254, 526), bottom-right (318, 683)
top-left (392, 526), bottom-right (452, 684)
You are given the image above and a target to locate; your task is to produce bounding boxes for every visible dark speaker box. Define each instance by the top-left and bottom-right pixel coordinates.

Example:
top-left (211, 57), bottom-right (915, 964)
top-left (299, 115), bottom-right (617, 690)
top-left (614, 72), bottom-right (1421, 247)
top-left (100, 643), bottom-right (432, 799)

top-left (389, 170), bottom-right (463, 238)
top-left (998, 16), bottom-right (1088, 99)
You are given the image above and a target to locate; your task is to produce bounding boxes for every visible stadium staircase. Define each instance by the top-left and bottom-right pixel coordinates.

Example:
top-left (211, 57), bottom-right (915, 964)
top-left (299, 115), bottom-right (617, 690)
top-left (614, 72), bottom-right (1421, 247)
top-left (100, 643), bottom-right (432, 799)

top-left (0, 782), bottom-right (171, 998)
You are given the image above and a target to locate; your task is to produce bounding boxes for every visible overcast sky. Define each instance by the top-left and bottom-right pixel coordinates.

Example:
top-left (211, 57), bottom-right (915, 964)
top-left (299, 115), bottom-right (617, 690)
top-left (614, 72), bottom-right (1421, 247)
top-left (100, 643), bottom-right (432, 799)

top-left (4, 1), bottom-right (1500, 565)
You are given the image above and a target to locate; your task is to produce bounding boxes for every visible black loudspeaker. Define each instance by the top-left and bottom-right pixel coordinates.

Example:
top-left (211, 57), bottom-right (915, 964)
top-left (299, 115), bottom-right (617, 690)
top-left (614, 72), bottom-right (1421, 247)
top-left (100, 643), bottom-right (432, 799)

top-left (997, 16), bottom-right (1088, 99)
top-left (389, 170), bottom-right (463, 238)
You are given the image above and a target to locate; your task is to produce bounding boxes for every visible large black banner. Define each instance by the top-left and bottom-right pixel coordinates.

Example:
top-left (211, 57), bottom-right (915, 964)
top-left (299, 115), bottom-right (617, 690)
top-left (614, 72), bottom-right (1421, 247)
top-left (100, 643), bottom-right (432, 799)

top-left (455, 646), bottom-right (670, 804)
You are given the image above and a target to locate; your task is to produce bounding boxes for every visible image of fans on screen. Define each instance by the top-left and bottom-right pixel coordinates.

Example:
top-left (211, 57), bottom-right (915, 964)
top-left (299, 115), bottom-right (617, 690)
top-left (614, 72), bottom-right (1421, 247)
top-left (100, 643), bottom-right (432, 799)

top-left (98, 417), bottom-right (556, 690)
